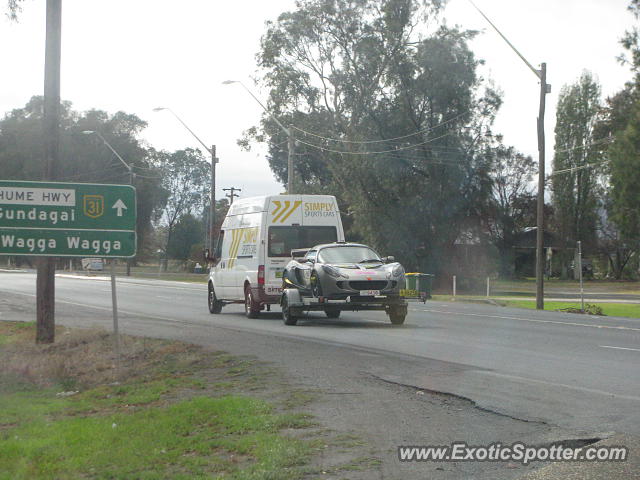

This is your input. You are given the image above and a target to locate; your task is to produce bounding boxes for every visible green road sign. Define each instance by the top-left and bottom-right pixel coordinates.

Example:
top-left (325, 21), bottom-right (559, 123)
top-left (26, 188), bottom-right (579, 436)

top-left (0, 180), bottom-right (136, 258)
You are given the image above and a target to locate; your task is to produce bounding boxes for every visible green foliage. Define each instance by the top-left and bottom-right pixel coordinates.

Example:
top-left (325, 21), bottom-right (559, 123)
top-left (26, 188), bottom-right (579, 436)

top-left (0, 97), bottom-right (166, 260)
top-left (153, 148), bottom-right (210, 263)
top-left (486, 144), bottom-right (536, 276)
top-left (249, 0), bottom-right (503, 275)
top-left (167, 214), bottom-right (204, 261)
top-left (609, 105), bottom-right (640, 242)
top-left (552, 71), bottom-right (602, 250)
top-left (6, 0), bottom-right (23, 21)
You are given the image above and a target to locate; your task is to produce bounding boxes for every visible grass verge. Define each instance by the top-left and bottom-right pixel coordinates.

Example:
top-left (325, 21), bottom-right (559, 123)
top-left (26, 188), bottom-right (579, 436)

top-left (0, 322), bottom-right (314, 479)
top-left (499, 300), bottom-right (640, 319)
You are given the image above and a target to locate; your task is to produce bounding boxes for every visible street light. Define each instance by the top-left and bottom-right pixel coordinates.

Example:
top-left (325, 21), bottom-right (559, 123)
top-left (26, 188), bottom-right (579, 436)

top-left (222, 80), bottom-right (296, 194)
top-left (468, 0), bottom-right (550, 310)
top-left (152, 107), bottom-right (217, 257)
top-left (82, 130), bottom-right (134, 185)
top-left (82, 130), bottom-right (135, 276)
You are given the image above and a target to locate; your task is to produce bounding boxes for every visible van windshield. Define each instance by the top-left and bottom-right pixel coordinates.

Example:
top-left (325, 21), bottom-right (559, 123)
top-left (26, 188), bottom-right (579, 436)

top-left (268, 226), bottom-right (337, 257)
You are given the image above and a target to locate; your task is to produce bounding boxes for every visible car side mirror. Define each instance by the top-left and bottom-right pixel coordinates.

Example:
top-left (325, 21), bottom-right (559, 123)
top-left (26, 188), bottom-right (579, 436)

top-left (383, 256), bottom-right (395, 263)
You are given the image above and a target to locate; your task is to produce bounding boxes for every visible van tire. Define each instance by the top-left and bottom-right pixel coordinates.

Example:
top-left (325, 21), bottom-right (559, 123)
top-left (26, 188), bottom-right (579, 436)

top-left (244, 286), bottom-right (260, 319)
top-left (208, 284), bottom-right (223, 314)
top-left (282, 296), bottom-right (298, 325)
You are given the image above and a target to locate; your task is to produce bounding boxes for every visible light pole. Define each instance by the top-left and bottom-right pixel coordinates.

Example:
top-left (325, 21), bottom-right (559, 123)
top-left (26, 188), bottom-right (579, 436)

top-left (468, 0), bottom-right (550, 310)
top-left (83, 130), bottom-right (135, 276)
top-left (222, 80), bottom-right (296, 194)
top-left (152, 107), bottom-right (217, 258)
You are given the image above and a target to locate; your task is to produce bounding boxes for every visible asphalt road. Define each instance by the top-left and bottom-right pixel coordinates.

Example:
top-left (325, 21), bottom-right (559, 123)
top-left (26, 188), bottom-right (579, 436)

top-left (2, 271), bottom-right (638, 436)
top-left (2, 271), bottom-right (640, 479)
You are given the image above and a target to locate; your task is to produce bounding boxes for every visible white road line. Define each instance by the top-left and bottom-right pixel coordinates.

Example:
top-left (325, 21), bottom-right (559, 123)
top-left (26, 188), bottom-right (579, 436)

top-left (600, 345), bottom-right (640, 352)
top-left (422, 308), bottom-right (640, 332)
top-left (476, 371), bottom-right (640, 402)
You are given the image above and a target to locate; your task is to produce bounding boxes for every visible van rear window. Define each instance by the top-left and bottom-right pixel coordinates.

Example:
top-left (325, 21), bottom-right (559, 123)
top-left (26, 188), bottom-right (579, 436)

top-left (268, 226), bottom-right (337, 257)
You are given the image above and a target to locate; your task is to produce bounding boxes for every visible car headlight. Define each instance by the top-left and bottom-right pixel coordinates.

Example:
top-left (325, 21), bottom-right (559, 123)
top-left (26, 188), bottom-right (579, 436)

top-left (322, 265), bottom-right (347, 278)
top-left (392, 264), bottom-right (405, 277)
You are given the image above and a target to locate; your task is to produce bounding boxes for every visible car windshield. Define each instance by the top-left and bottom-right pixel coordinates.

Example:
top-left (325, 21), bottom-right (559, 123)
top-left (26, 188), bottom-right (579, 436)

top-left (317, 246), bottom-right (381, 264)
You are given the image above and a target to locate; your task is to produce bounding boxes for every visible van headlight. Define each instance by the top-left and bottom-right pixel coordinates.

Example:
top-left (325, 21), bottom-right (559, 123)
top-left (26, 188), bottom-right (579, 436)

top-left (392, 264), bottom-right (405, 277)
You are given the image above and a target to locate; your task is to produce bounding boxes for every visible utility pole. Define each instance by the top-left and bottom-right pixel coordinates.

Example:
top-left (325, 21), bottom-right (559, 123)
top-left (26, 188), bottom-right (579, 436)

top-left (37, 0), bottom-right (62, 344)
top-left (287, 131), bottom-right (295, 194)
top-left (221, 80), bottom-right (296, 193)
top-left (535, 63), bottom-right (548, 310)
top-left (152, 108), bottom-right (218, 256)
top-left (210, 145), bottom-right (218, 255)
top-left (468, 0), bottom-right (550, 310)
top-left (223, 187), bottom-right (241, 205)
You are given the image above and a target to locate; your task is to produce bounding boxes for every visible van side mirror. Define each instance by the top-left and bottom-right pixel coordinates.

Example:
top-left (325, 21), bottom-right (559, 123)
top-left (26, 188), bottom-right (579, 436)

top-left (383, 256), bottom-right (395, 263)
top-left (204, 248), bottom-right (217, 265)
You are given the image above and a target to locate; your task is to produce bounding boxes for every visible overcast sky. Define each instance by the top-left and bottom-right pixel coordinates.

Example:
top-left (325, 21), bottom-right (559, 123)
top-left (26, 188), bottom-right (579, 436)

top-left (1, 0), bottom-right (636, 201)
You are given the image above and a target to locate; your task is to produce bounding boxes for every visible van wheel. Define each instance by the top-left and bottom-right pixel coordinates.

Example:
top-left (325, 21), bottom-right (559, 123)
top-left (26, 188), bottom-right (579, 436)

top-left (324, 309), bottom-right (340, 319)
top-left (282, 296), bottom-right (298, 326)
top-left (208, 285), bottom-right (222, 314)
top-left (244, 286), bottom-right (260, 319)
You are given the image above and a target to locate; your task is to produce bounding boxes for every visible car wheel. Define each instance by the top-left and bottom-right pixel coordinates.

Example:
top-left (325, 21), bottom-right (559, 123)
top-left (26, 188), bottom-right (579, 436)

top-left (282, 296), bottom-right (298, 326)
top-left (310, 271), bottom-right (323, 297)
top-left (324, 309), bottom-right (340, 319)
top-left (244, 286), bottom-right (260, 319)
top-left (208, 285), bottom-right (222, 314)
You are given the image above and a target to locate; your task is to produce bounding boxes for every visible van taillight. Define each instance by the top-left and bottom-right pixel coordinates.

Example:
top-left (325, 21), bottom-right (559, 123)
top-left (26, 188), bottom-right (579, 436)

top-left (258, 265), bottom-right (265, 285)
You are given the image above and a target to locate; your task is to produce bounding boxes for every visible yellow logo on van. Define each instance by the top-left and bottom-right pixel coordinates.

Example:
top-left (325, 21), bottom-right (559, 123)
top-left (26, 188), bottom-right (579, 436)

top-left (227, 227), bottom-right (258, 268)
top-left (271, 200), bottom-right (302, 223)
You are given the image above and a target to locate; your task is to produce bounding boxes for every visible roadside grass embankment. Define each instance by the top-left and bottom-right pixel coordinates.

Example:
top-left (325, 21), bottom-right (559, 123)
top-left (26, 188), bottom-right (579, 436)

top-left (0, 322), bottom-right (318, 479)
top-left (430, 294), bottom-right (640, 319)
top-left (498, 300), bottom-right (640, 319)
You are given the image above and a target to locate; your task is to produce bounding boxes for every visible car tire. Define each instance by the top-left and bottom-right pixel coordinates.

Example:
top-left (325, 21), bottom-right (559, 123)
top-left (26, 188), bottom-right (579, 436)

top-left (311, 271), bottom-right (323, 298)
top-left (282, 296), bottom-right (298, 326)
top-left (244, 286), bottom-right (260, 319)
top-left (208, 284), bottom-right (223, 314)
top-left (324, 309), bottom-right (341, 319)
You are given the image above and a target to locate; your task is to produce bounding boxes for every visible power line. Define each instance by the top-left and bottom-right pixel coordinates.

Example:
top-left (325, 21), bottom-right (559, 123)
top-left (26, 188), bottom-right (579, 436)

top-left (294, 131), bottom-right (456, 155)
top-left (554, 137), bottom-right (614, 155)
top-left (550, 159), bottom-right (610, 176)
top-left (290, 110), bottom-right (471, 145)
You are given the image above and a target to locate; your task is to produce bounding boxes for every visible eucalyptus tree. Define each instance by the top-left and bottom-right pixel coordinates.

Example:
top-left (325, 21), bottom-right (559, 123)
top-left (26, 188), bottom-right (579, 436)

top-left (246, 0), bottom-right (502, 274)
top-left (154, 148), bottom-right (211, 268)
top-left (0, 97), bottom-right (165, 258)
top-left (551, 71), bottom-right (602, 253)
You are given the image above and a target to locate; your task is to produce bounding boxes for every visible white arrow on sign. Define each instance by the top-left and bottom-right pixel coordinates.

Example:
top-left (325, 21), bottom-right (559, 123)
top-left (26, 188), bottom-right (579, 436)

top-left (111, 199), bottom-right (127, 217)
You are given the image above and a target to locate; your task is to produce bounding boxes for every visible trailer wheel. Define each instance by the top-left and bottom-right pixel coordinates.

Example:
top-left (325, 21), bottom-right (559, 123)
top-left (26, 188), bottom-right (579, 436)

top-left (324, 309), bottom-right (341, 319)
top-left (388, 306), bottom-right (406, 325)
top-left (282, 296), bottom-right (298, 326)
top-left (208, 284), bottom-right (223, 314)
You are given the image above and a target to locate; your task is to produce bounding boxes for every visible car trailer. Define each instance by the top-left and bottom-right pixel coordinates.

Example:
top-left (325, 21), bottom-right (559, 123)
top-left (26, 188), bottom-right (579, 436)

top-left (280, 288), bottom-right (408, 326)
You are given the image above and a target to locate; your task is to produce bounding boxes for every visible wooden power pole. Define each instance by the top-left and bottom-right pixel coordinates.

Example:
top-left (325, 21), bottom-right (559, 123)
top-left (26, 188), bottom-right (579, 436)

top-left (468, 0), bottom-right (550, 310)
top-left (37, 0), bottom-right (62, 344)
top-left (223, 187), bottom-right (241, 205)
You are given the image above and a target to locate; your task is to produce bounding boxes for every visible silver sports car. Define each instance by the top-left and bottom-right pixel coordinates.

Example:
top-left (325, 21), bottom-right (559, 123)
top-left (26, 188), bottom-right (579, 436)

top-left (281, 242), bottom-right (408, 325)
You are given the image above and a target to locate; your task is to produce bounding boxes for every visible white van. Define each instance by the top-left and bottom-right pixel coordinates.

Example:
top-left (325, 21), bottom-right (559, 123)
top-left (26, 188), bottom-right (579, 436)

top-left (206, 195), bottom-right (345, 317)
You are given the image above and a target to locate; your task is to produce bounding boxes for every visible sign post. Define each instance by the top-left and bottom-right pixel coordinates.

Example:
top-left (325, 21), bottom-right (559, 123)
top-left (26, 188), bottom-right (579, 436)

top-left (0, 180), bottom-right (136, 353)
